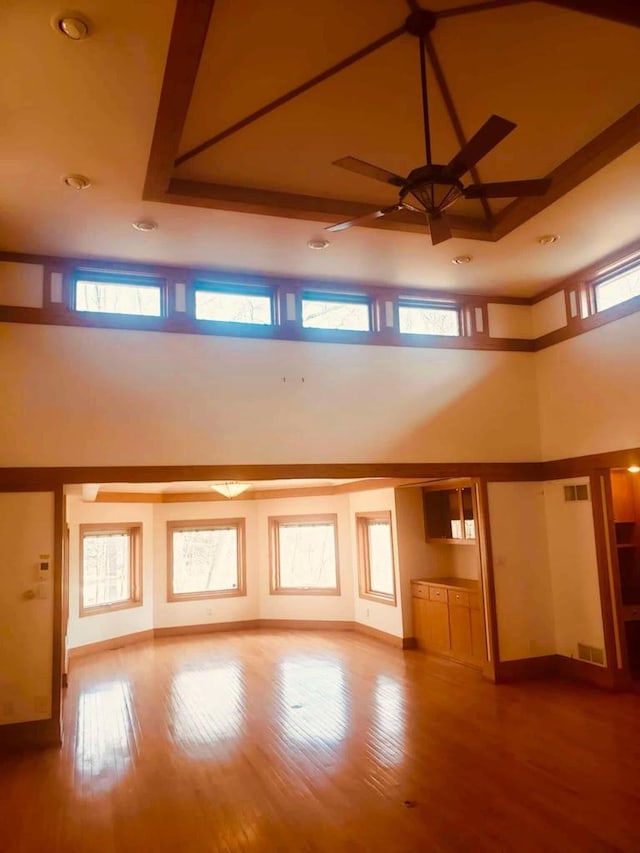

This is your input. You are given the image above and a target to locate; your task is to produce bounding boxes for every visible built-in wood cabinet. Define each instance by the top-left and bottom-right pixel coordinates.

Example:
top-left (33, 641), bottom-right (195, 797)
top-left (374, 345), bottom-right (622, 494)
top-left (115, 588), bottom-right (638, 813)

top-left (423, 485), bottom-right (476, 543)
top-left (411, 577), bottom-right (486, 667)
top-left (610, 469), bottom-right (640, 679)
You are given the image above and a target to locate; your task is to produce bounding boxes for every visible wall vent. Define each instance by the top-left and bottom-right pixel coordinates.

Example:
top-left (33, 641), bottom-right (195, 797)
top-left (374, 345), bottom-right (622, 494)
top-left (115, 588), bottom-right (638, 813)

top-left (564, 484), bottom-right (590, 502)
top-left (577, 643), bottom-right (604, 664)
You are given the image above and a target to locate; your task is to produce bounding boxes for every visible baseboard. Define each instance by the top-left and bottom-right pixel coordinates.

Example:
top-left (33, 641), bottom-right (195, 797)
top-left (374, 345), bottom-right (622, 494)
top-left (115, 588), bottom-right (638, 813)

top-left (257, 619), bottom-right (354, 632)
top-left (354, 622), bottom-right (408, 649)
top-left (554, 655), bottom-right (615, 690)
top-left (68, 628), bottom-right (155, 660)
top-left (0, 718), bottom-right (61, 752)
top-left (494, 655), bottom-right (557, 683)
top-left (154, 620), bottom-right (261, 638)
top-left (66, 620), bottom-right (412, 661)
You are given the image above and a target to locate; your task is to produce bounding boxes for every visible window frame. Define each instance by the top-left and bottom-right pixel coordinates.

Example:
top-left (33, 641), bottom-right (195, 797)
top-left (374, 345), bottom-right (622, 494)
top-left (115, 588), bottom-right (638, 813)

top-left (192, 280), bottom-right (277, 326)
top-left (269, 514), bottom-right (341, 596)
top-left (72, 271), bottom-right (166, 317)
top-left (79, 522), bottom-right (143, 617)
top-left (396, 297), bottom-right (461, 337)
top-left (356, 511), bottom-right (397, 606)
top-left (300, 290), bottom-right (374, 333)
top-left (166, 518), bottom-right (247, 602)
top-left (592, 259), bottom-right (640, 315)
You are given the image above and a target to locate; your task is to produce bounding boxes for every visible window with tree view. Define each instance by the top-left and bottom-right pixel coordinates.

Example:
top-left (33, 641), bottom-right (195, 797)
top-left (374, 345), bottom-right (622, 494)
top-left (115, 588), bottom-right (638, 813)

top-left (75, 278), bottom-right (162, 316)
top-left (301, 292), bottom-right (371, 332)
top-left (357, 512), bottom-right (396, 604)
top-left (80, 524), bottom-right (141, 615)
top-left (195, 284), bottom-right (273, 325)
top-left (168, 520), bottom-right (245, 600)
top-left (398, 301), bottom-right (460, 336)
top-left (595, 263), bottom-right (640, 312)
top-left (270, 515), bottom-right (339, 594)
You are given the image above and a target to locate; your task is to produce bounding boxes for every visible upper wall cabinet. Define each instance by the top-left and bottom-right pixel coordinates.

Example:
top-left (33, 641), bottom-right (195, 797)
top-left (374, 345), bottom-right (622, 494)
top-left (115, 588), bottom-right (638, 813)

top-left (423, 485), bottom-right (476, 544)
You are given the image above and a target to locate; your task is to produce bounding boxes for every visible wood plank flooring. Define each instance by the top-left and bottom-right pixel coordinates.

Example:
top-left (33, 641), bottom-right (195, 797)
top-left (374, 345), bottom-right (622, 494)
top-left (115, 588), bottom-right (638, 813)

top-left (1, 630), bottom-right (640, 852)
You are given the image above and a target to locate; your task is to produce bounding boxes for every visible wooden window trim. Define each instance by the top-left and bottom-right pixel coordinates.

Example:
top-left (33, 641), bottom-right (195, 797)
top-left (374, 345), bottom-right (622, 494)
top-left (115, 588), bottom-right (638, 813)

top-left (269, 514), bottom-right (340, 596)
top-left (166, 518), bottom-right (246, 602)
top-left (79, 522), bottom-right (143, 617)
top-left (356, 511), bottom-right (397, 606)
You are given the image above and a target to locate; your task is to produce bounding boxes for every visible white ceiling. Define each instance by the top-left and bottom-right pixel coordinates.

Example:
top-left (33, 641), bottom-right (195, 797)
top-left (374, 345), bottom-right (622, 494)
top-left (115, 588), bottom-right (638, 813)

top-left (0, 0), bottom-right (638, 298)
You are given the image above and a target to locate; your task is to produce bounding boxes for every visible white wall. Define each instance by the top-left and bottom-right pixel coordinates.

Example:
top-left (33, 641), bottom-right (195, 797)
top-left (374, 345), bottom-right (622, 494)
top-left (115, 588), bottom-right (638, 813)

top-left (0, 323), bottom-right (541, 466)
top-left (536, 311), bottom-right (640, 460)
top-left (543, 478), bottom-right (605, 660)
top-left (488, 482), bottom-right (556, 661)
top-left (0, 492), bottom-right (54, 725)
top-left (66, 498), bottom-right (155, 649)
top-left (348, 488), bottom-right (403, 638)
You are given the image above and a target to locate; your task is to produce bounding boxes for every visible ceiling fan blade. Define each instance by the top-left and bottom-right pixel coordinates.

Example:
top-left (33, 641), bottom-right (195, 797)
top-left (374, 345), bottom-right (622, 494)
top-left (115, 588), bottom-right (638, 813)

top-left (333, 156), bottom-right (405, 187)
top-left (435, 0), bottom-right (527, 20)
top-left (325, 204), bottom-right (403, 233)
top-left (427, 213), bottom-right (452, 245)
top-left (464, 178), bottom-right (551, 198)
top-left (447, 115), bottom-right (516, 178)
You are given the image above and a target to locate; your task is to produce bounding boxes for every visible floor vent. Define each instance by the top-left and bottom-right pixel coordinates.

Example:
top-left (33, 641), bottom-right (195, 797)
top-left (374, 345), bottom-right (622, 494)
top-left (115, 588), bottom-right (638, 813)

top-left (564, 484), bottom-right (590, 502)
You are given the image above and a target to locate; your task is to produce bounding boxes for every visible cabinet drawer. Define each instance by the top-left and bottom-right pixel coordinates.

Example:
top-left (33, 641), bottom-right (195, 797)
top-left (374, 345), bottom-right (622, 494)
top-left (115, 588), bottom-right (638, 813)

top-left (448, 589), bottom-right (470, 608)
top-left (411, 583), bottom-right (430, 601)
top-left (429, 586), bottom-right (447, 602)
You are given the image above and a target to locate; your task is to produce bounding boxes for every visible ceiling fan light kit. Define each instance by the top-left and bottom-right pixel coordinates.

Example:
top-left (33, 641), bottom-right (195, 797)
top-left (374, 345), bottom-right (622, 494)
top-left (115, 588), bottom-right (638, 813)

top-left (326, 1), bottom-right (551, 245)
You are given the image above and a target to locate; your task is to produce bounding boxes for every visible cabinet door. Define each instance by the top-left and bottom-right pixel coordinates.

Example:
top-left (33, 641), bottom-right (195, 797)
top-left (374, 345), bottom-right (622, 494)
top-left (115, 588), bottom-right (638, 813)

top-left (470, 607), bottom-right (487, 662)
top-left (425, 600), bottom-right (451, 651)
top-left (449, 604), bottom-right (473, 657)
top-left (611, 470), bottom-right (636, 522)
top-left (412, 597), bottom-right (429, 650)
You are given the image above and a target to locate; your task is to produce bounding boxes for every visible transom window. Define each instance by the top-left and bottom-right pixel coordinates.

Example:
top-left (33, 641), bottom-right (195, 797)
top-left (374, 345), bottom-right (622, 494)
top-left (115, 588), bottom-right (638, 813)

top-left (167, 519), bottom-right (246, 600)
top-left (595, 263), bottom-right (640, 313)
top-left (194, 283), bottom-right (273, 325)
top-left (301, 291), bottom-right (372, 332)
top-left (75, 274), bottom-right (162, 316)
top-left (80, 523), bottom-right (142, 616)
top-left (269, 515), bottom-right (340, 595)
top-left (398, 300), bottom-right (460, 336)
top-left (356, 512), bottom-right (396, 605)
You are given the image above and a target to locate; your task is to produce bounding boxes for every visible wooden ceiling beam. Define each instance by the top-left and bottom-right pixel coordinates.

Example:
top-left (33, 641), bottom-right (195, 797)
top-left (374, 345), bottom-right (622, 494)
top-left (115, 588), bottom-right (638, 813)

top-left (492, 103), bottom-right (640, 240)
top-left (143, 0), bottom-right (216, 199)
top-left (541, 1), bottom-right (640, 28)
top-left (164, 178), bottom-right (494, 240)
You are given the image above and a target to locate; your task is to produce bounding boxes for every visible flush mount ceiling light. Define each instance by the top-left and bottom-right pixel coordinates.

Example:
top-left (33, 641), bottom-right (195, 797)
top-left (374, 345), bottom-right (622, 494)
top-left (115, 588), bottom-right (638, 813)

top-left (52, 12), bottom-right (90, 40)
top-left (210, 482), bottom-right (251, 499)
top-left (132, 219), bottom-right (158, 232)
top-left (307, 239), bottom-right (329, 250)
top-left (538, 234), bottom-right (559, 245)
top-left (451, 255), bottom-right (472, 265)
top-left (628, 466), bottom-right (640, 474)
top-left (63, 173), bottom-right (91, 190)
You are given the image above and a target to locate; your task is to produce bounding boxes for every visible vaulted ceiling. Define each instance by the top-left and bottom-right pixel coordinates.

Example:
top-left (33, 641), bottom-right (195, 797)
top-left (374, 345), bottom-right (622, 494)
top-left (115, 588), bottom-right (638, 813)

top-left (1, 0), bottom-right (639, 296)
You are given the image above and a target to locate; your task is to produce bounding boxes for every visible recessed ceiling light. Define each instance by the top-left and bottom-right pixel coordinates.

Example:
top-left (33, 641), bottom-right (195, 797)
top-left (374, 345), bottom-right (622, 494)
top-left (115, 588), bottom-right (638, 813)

top-left (451, 255), bottom-right (472, 265)
top-left (132, 219), bottom-right (158, 232)
top-left (628, 466), bottom-right (640, 474)
top-left (307, 239), bottom-right (329, 250)
top-left (62, 173), bottom-right (91, 190)
top-left (52, 13), bottom-right (90, 40)
top-left (538, 234), bottom-right (559, 246)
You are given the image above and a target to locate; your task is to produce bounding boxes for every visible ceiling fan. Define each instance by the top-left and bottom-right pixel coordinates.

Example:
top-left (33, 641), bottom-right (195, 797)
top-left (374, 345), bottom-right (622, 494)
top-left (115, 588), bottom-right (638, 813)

top-left (326, 3), bottom-right (552, 245)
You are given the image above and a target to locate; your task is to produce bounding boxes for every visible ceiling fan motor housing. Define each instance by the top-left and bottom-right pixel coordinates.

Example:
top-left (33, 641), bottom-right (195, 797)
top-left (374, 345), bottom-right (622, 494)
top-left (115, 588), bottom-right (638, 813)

top-left (402, 165), bottom-right (464, 213)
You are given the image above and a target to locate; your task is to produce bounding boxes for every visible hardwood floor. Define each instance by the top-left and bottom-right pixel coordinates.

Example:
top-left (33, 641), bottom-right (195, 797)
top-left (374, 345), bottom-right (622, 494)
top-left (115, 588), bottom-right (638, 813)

top-left (2, 630), bottom-right (640, 852)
